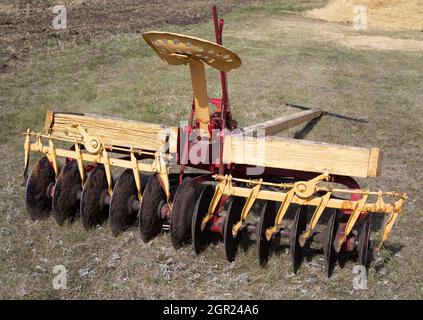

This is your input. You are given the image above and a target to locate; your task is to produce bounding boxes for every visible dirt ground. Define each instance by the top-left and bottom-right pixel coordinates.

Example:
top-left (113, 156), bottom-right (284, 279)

top-left (0, 0), bottom-right (266, 69)
top-left (1, 0), bottom-right (422, 300)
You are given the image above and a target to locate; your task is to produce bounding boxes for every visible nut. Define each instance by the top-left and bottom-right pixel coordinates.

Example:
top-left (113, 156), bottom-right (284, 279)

top-left (297, 183), bottom-right (307, 193)
top-left (90, 139), bottom-right (98, 149)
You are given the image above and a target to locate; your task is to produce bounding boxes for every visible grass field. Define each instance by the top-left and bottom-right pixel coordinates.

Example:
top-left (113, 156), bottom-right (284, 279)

top-left (0, 0), bottom-right (422, 299)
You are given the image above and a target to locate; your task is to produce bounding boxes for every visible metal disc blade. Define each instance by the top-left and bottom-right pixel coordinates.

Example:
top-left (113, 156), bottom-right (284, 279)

top-left (192, 184), bottom-right (214, 255)
top-left (170, 177), bottom-right (198, 249)
top-left (323, 208), bottom-right (339, 278)
top-left (139, 174), bottom-right (166, 243)
top-left (289, 206), bottom-right (308, 274)
top-left (358, 214), bottom-right (372, 269)
top-left (52, 160), bottom-right (82, 225)
top-left (109, 169), bottom-right (138, 236)
top-left (25, 157), bottom-right (56, 221)
top-left (80, 164), bottom-right (110, 230)
top-left (257, 200), bottom-right (277, 267)
top-left (224, 197), bottom-right (246, 262)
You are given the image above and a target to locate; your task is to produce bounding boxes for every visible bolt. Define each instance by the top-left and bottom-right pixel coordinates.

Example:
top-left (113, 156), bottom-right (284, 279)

top-left (297, 183), bottom-right (307, 193)
top-left (90, 140), bottom-right (98, 149)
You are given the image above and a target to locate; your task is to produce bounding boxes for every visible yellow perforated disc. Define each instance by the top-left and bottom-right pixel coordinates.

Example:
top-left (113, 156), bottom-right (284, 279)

top-left (143, 31), bottom-right (241, 72)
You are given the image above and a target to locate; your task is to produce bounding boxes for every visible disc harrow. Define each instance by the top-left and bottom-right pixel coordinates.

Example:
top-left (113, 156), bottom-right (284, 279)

top-left (22, 5), bottom-right (407, 277)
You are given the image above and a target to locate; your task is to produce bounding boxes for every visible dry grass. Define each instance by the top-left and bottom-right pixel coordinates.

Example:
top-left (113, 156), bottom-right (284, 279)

top-left (1, 0), bottom-right (422, 299)
top-left (306, 0), bottom-right (423, 30)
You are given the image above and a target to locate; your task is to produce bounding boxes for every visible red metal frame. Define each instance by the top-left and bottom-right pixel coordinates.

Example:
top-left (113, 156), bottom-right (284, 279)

top-left (179, 5), bottom-right (235, 181)
top-left (175, 5), bottom-right (362, 252)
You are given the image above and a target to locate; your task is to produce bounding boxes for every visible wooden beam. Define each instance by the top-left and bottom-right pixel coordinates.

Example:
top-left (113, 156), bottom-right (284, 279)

top-left (243, 109), bottom-right (322, 136)
top-left (368, 148), bottom-right (383, 177)
top-left (45, 111), bottom-right (178, 153)
top-left (223, 134), bottom-right (382, 178)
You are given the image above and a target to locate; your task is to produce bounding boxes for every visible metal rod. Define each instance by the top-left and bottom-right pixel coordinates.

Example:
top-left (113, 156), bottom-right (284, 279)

top-left (285, 103), bottom-right (369, 123)
top-left (317, 186), bottom-right (406, 198)
top-left (213, 174), bottom-right (293, 189)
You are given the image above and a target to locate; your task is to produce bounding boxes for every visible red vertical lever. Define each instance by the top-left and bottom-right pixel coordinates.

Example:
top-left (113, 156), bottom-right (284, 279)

top-left (212, 4), bottom-right (232, 174)
top-left (212, 4), bottom-right (229, 116)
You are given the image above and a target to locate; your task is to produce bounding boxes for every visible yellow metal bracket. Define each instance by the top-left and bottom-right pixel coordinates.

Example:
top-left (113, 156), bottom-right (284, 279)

top-left (294, 171), bottom-right (330, 199)
top-left (299, 191), bottom-right (332, 247)
top-left (130, 151), bottom-right (142, 201)
top-left (75, 125), bottom-right (101, 154)
top-left (74, 143), bottom-right (85, 187)
top-left (159, 172), bottom-right (171, 203)
top-left (23, 129), bottom-right (31, 179)
top-left (336, 193), bottom-right (369, 251)
top-left (265, 188), bottom-right (296, 241)
top-left (101, 148), bottom-right (113, 196)
top-left (48, 138), bottom-right (59, 178)
top-left (152, 151), bottom-right (171, 201)
top-left (377, 197), bottom-right (405, 250)
top-left (232, 179), bottom-right (262, 237)
top-left (201, 177), bottom-right (228, 230)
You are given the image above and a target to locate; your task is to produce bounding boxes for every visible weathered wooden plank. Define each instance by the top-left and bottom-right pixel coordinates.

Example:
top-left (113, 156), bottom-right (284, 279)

top-left (45, 111), bottom-right (178, 153)
top-left (243, 109), bottom-right (322, 136)
top-left (223, 134), bottom-right (382, 178)
top-left (368, 148), bottom-right (383, 177)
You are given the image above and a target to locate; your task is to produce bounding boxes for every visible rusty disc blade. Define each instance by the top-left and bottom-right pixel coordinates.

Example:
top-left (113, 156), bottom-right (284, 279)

top-left (52, 160), bottom-right (82, 226)
top-left (170, 177), bottom-right (198, 249)
top-left (323, 208), bottom-right (340, 278)
top-left (109, 169), bottom-right (138, 237)
top-left (358, 214), bottom-right (372, 270)
top-left (257, 200), bottom-right (277, 267)
top-left (224, 196), bottom-right (246, 262)
top-left (109, 169), bottom-right (139, 236)
top-left (25, 157), bottom-right (57, 221)
top-left (80, 164), bottom-right (110, 230)
top-left (290, 205), bottom-right (308, 274)
top-left (139, 174), bottom-right (165, 243)
top-left (191, 184), bottom-right (214, 255)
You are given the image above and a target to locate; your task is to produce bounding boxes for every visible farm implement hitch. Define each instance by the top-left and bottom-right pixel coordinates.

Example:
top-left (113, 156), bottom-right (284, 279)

top-left (22, 5), bottom-right (407, 277)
